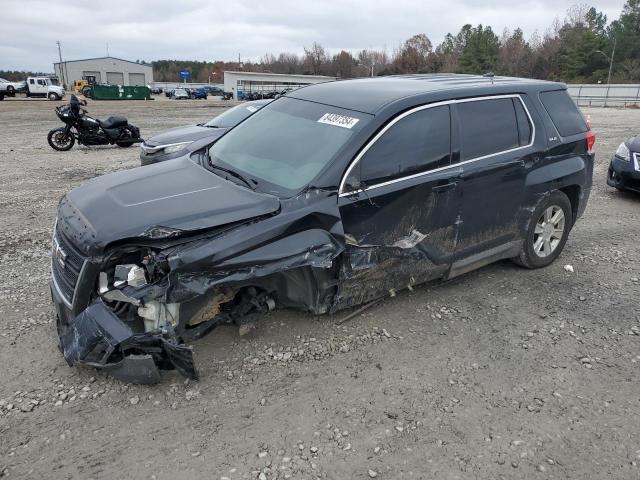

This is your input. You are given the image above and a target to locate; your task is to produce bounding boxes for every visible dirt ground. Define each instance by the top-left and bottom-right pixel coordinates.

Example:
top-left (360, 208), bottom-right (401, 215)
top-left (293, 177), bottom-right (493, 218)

top-left (0, 95), bottom-right (639, 480)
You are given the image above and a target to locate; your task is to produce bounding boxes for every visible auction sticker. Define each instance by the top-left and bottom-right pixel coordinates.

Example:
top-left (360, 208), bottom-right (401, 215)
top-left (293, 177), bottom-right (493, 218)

top-left (246, 105), bottom-right (258, 112)
top-left (318, 113), bottom-right (360, 129)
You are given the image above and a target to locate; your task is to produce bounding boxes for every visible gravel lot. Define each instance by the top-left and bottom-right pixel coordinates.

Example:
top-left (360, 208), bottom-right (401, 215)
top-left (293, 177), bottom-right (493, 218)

top-left (0, 96), bottom-right (639, 480)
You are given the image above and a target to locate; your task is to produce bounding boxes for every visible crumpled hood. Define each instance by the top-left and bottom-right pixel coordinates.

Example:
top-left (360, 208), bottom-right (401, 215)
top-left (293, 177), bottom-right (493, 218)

top-left (145, 125), bottom-right (227, 147)
top-left (57, 157), bottom-right (280, 255)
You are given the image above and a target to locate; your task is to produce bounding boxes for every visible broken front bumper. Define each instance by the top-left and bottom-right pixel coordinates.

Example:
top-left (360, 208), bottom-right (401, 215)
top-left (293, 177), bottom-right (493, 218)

top-left (51, 283), bottom-right (197, 384)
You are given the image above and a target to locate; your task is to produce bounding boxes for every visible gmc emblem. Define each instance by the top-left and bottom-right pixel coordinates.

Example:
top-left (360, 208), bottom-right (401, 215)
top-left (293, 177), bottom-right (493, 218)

top-left (53, 237), bottom-right (67, 269)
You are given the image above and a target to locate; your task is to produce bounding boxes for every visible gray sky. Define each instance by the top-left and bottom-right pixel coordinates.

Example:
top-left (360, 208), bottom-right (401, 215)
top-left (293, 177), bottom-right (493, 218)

top-left (1, 0), bottom-right (626, 71)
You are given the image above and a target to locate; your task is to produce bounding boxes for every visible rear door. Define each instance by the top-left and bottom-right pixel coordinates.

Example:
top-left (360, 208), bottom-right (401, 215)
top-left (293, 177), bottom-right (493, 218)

top-left (452, 96), bottom-right (535, 262)
top-left (33, 78), bottom-right (47, 95)
top-left (337, 104), bottom-right (462, 307)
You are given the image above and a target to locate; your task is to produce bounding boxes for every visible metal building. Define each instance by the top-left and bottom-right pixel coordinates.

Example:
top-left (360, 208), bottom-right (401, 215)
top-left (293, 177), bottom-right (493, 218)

top-left (223, 71), bottom-right (336, 100)
top-left (54, 56), bottom-right (153, 88)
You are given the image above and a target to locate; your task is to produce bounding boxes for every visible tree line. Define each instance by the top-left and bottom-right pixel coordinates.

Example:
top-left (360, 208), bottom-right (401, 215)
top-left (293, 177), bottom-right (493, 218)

top-left (3, 2), bottom-right (638, 84)
top-left (153, 1), bottom-right (639, 84)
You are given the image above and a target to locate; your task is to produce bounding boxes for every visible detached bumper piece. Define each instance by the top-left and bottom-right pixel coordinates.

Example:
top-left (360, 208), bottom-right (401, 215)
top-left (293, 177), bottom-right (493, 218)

top-left (59, 300), bottom-right (197, 384)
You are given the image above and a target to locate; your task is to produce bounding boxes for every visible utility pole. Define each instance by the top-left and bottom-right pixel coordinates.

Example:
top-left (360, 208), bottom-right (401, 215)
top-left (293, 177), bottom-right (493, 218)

top-left (593, 38), bottom-right (616, 107)
top-left (56, 40), bottom-right (65, 87)
top-left (606, 37), bottom-right (616, 86)
top-left (594, 38), bottom-right (616, 86)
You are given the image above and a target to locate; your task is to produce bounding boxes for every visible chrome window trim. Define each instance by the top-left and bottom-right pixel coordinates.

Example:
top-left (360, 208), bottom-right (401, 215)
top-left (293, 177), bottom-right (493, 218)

top-left (338, 94), bottom-right (536, 197)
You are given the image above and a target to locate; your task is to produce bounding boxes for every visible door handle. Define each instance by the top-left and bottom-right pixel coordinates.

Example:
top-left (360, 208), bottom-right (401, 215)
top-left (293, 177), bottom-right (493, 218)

top-left (432, 181), bottom-right (457, 193)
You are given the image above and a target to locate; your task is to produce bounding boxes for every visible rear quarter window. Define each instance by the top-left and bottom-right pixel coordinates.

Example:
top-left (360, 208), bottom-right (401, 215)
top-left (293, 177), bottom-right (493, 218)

top-left (539, 90), bottom-right (587, 137)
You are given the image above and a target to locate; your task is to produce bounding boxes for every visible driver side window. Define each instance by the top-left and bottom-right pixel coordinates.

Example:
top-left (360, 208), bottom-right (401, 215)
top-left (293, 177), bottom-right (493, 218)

top-left (344, 105), bottom-right (451, 192)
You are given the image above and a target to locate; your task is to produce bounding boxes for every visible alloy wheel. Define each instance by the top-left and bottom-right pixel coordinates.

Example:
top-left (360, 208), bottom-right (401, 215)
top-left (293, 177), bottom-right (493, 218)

top-left (54, 132), bottom-right (72, 149)
top-left (533, 205), bottom-right (565, 258)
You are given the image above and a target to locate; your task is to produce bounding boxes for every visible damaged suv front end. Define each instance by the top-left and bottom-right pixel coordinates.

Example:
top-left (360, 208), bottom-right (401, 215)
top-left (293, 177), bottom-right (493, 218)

top-left (51, 96), bottom-right (366, 383)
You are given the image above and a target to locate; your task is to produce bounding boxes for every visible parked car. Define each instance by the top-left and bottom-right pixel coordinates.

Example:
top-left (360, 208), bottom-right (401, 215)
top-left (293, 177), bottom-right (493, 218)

top-left (140, 100), bottom-right (270, 165)
top-left (51, 75), bottom-right (594, 383)
top-left (190, 87), bottom-right (208, 99)
top-left (607, 136), bottom-right (640, 193)
top-left (173, 88), bottom-right (189, 100)
top-left (206, 86), bottom-right (224, 96)
top-left (149, 85), bottom-right (163, 95)
top-left (0, 77), bottom-right (27, 96)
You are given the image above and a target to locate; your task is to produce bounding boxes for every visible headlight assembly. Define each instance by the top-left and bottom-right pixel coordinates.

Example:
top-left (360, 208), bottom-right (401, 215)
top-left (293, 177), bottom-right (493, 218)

top-left (615, 142), bottom-right (630, 161)
top-left (163, 142), bottom-right (191, 154)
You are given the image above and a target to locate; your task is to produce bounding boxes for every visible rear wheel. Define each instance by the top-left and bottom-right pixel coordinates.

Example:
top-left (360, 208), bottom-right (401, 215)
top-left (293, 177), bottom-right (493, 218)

top-left (512, 191), bottom-right (572, 269)
top-left (47, 128), bottom-right (75, 151)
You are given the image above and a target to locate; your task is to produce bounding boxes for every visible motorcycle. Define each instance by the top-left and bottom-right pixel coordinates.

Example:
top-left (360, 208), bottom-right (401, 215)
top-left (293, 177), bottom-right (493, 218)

top-left (47, 94), bottom-right (142, 151)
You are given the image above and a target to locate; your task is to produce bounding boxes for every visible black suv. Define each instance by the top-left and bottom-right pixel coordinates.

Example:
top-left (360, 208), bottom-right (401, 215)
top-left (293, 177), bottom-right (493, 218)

top-left (51, 75), bottom-right (594, 383)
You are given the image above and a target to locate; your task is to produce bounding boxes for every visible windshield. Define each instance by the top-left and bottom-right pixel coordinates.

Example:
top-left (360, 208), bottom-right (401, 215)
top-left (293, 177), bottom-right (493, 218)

top-left (204, 102), bottom-right (265, 128)
top-left (208, 97), bottom-right (371, 196)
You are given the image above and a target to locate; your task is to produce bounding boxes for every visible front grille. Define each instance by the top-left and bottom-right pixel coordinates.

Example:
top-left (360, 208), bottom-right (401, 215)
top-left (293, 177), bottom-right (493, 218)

top-left (52, 227), bottom-right (87, 305)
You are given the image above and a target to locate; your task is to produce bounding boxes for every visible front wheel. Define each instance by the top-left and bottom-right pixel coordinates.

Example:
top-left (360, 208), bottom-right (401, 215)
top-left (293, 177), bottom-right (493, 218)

top-left (47, 128), bottom-right (75, 151)
top-left (512, 191), bottom-right (572, 269)
top-left (48, 92), bottom-right (60, 101)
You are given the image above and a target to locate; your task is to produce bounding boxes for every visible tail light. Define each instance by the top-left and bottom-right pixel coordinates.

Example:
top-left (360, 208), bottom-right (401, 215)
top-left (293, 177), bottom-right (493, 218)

top-left (586, 130), bottom-right (596, 154)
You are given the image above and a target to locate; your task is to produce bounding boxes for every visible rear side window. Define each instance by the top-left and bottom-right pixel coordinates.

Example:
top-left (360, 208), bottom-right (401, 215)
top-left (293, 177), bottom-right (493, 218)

top-left (513, 98), bottom-right (532, 146)
top-left (539, 90), bottom-right (587, 137)
top-left (458, 98), bottom-right (519, 161)
top-left (359, 105), bottom-right (451, 186)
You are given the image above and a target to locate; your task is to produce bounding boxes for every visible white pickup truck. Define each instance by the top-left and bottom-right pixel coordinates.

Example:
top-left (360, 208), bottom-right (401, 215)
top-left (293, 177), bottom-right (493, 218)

top-left (0, 76), bottom-right (66, 101)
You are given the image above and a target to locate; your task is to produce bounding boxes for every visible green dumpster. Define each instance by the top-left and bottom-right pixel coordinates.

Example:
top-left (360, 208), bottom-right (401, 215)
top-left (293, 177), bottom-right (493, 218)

top-left (88, 85), bottom-right (151, 100)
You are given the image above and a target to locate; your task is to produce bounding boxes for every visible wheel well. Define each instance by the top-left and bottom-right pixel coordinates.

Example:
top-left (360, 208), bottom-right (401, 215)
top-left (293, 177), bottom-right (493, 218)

top-left (559, 185), bottom-right (580, 224)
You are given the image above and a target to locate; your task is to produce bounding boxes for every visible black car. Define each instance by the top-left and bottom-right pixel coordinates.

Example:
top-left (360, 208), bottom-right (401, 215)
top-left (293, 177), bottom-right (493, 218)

top-left (607, 136), bottom-right (640, 193)
top-left (140, 100), bottom-right (270, 165)
top-left (51, 75), bottom-right (594, 383)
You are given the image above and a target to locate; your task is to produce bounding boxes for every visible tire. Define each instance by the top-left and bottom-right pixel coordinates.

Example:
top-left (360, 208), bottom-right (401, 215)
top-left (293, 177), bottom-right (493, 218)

top-left (7, 85), bottom-right (15, 94)
top-left (47, 128), bottom-right (75, 151)
top-left (512, 191), bottom-right (572, 269)
top-left (48, 92), bottom-right (60, 101)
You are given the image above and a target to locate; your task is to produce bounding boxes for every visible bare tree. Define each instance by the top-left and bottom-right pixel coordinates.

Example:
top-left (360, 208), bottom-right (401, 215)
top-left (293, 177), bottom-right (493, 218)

top-left (303, 42), bottom-right (329, 75)
top-left (332, 50), bottom-right (357, 78)
top-left (356, 49), bottom-right (389, 76)
top-left (498, 28), bottom-right (533, 76)
top-left (393, 33), bottom-right (433, 73)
